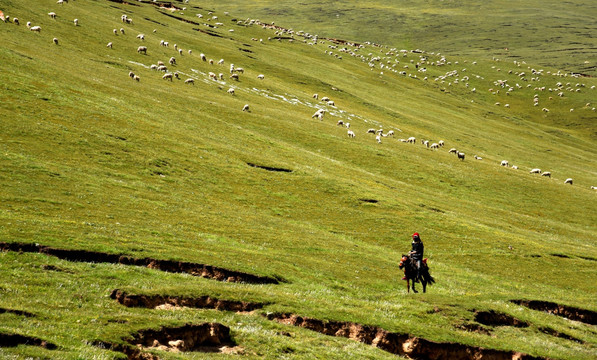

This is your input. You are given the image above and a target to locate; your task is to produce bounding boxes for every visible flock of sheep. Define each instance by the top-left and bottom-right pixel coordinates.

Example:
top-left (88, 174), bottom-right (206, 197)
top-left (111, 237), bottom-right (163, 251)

top-left (2, 1), bottom-right (594, 190)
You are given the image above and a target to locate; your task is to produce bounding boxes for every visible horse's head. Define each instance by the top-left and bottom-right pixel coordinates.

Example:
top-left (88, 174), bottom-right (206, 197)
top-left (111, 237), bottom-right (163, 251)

top-left (399, 255), bottom-right (409, 269)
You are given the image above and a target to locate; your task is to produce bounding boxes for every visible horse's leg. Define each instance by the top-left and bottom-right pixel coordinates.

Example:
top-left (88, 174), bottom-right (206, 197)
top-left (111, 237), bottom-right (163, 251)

top-left (406, 279), bottom-right (410, 293)
top-left (422, 280), bottom-right (427, 293)
top-left (412, 280), bottom-right (418, 293)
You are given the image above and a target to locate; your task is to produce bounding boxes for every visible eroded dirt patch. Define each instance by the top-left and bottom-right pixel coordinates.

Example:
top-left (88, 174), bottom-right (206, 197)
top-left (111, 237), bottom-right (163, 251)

top-left (266, 313), bottom-right (546, 359)
top-left (511, 300), bottom-right (596, 325)
top-left (474, 310), bottom-right (529, 327)
top-left (111, 289), bottom-right (265, 312)
top-left (0, 308), bottom-right (35, 318)
top-left (0, 333), bottom-right (56, 350)
top-left (538, 327), bottom-right (584, 343)
top-left (455, 323), bottom-right (492, 335)
top-left (247, 162), bottom-right (293, 172)
top-left (94, 323), bottom-right (236, 359)
top-left (0, 242), bottom-right (283, 284)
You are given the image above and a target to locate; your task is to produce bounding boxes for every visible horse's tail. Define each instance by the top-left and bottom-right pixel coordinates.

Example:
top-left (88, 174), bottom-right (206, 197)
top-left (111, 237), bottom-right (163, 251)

top-left (423, 269), bottom-right (435, 285)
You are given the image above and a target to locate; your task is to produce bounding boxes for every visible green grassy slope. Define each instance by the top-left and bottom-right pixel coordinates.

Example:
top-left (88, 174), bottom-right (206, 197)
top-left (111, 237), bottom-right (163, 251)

top-left (202, 0), bottom-right (597, 76)
top-left (0, 0), bottom-right (596, 359)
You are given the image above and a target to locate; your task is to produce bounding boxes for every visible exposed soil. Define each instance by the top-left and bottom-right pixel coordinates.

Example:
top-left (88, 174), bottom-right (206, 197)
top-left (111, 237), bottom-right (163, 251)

top-left (94, 323), bottom-right (236, 359)
top-left (511, 300), bottom-right (596, 325)
top-left (0, 308), bottom-right (35, 318)
top-left (0, 333), bottom-right (56, 350)
top-left (538, 327), bottom-right (584, 343)
top-left (455, 323), bottom-right (492, 335)
top-left (0, 242), bottom-right (282, 284)
top-left (246, 162), bottom-right (293, 173)
top-left (474, 310), bottom-right (529, 327)
top-left (359, 198), bottom-right (379, 203)
top-left (266, 313), bottom-right (546, 359)
top-left (111, 289), bottom-right (265, 312)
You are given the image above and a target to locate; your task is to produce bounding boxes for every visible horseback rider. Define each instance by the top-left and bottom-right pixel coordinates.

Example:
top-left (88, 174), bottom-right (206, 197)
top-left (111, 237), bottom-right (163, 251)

top-left (409, 232), bottom-right (424, 281)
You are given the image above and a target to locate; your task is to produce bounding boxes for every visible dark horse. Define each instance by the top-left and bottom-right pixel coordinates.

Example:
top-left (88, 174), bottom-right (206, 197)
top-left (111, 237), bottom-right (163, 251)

top-left (399, 255), bottom-right (435, 293)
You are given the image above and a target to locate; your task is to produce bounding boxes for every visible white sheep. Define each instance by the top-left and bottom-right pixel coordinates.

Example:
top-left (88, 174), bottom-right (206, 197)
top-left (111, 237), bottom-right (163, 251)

top-left (430, 143), bottom-right (439, 149)
top-left (438, 140), bottom-right (444, 147)
top-left (347, 130), bottom-right (355, 138)
top-left (312, 109), bottom-right (325, 119)
top-left (591, 186), bottom-right (596, 190)
top-left (162, 73), bottom-right (173, 81)
top-left (73, 18), bottom-right (78, 26)
top-left (133, 75), bottom-right (140, 82)
top-left (242, 104), bottom-right (249, 112)
top-left (120, 28), bottom-right (125, 34)
top-left (229, 73), bottom-right (239, 81)
top-left (107, 42), bottom-right (113, 49)
top-left (448, 148), bottom-right (457, 154)
top-left (188, 49), bottom-right (192, 55)
top-left (376, 135), bottom-right (382, 144)
top-left (30, 26), bottom-right (41, 32)
top-left (564, 178), bottom-right (573, 185)
top-left (321, 96), bottom-right (330, 102)
top-left (48, 12), bottom-right (57, 19)
top-left (423, 140), bottom-right (429, 148)
top-left (541, 171), bottom-right (551, 178)
top-left (200, 53), bottom-right (207, 61)
top-left (387, 130), bottom-right (394, 137)
top-left (227, 88), bottom-right (235, 95)
top-left (137, 46), bottom-right (147, 54)
top-left (13, 18), bottom-right (19, 25)
top-left (501, 160), bottom-right (509, 167)
top-left (345, 123), bottom-right (350, 129)
top-left (53, 38), bottom-right (59, 45)
top-left (257, 74), bottom-right (265, 80)
top-left (337, 120), bottom-right (344, 126)
top-left (178, 49), bottom-right (183, 55)
top-left (209, 72), bottom-right (217, 80)
top-left (184, 78), bottom-right (195, 85)
top-left (136, 34), bottom-right (145, 40)
top-left (169, 57), bottom-right (176, 65)
top-left (530, 168), bottom-right (541, 174)
top-left (474, 155), bottom-right (482, 160)
top-left (407, 137), bottom-right (416, 143)
top-left (457, 152), bottom-right (465, 160)
top-left (313, 93), bottom-right (318, 99)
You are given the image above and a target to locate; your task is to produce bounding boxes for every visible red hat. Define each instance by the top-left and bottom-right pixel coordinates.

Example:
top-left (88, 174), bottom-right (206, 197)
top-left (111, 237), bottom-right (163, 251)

top-left (412, 232), bottom-right (419, 238)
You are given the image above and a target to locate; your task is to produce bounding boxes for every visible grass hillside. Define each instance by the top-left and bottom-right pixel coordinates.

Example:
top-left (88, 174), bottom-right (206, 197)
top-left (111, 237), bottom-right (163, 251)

top-left (202, 0), bottom-right (597, 77)
top-left (0, 0), bottom-right (596, 359)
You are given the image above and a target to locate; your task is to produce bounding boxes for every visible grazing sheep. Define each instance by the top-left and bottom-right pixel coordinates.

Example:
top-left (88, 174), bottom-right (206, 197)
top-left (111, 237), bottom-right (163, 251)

top-left (208, 72), bottom-right (217, 80)
top-left (173, 72), bottom-right (180, 80)
top-left (386, 130), bottom-right (394, 136)
top-left (48, 12), bottom-right (57, 19)
top-left (13, 18), bottom-right (19, 25)
top-left (188, 49), bottom-right (192, 54)
top-left (345, 123), bottom-right (350, 129)
top-left (184, 78), bottom-right (195, 85)
top-left (169, 57), bottom-right (176, 65)
top-left (337, 120), bottom-right (344, 126)
top-left (423, 140), bottom-right (429, 148)
top-left (501, 160), bottom-right (509, 167)
top-left (133, 75), bottom-right (140, 82)
top-left (200, 53), bottom-right (207, 61)
top-left (321, 96), bottom-right (330, 102)
top-left (242, 104), bottom-right (249, 112)
top-left (217, 58), bottom-right (224, 65)
top-left (530, 168), bottom-right (541, 174)
top-left (30, 26), bottom-right (41, 32)
top-left (257, 74), bottom-right (265, 80)
top-left (367, 129), bottom-right (376, 134)
top-left (448, 148), bottom-right (457, 154)
top-left (564, 178), bottom-right (573, 185)
top-left (541, 171), bottom-right (551, 178)
top-left (120, 28), bottom-right (125, 35)
top-left (157, 65), bottom-right (167, 72)
top-left (129, 71), bottom-right (135, 78)
top-left (474, 155), bottom-right (482, 160)
top-left (137, 46), bottom-right (147, 54)
top-left (27, 22), bottom-right (32, 28)
top-left (430, 143), bottom-right (439, 149)
top-left (347, 130), bottom-right (355, 138)
top-left (511, 165), bottom-right (518, 170)
top-left (227, 88), bottom-right (235, 95)
top-left (457, 152), bottom-right (465, 160)
top-left (312, 109), bottom-right (325, 119)
top-left (218, 73), bottom-right (224, 80)
top-left (209, 59), bottom-right (214, 65)
top-left (125, 18), bottom-right (133, 25)
top-left (438, 140), bottom-right (444, 147)
top-left (113, 29), bottom-right (118, 35)
top-left (53, 37), bottom-right (59, 45)
top-left (136, 34), bottom-right (145, 40)
top-left (107, 42), bottom-right (113, 49)
top-left (178, 49), bottom-right (183, 55)
top-left (73, 18), bottom-right (78, 26)
top-left (407, 137), bottom-right (416, 143)
top-left (162, 73), bottom-right (173, 81)
top-left (229, 73), bottom-right (239, 81)
top-left (591, 186), bottom-right (596, 190)
top-left (376, 135), bottom-right (382, 144)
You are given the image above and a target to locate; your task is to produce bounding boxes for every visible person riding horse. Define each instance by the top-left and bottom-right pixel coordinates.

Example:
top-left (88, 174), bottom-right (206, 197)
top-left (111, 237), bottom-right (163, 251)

top-left (409, 232), bottom-right (424, 281)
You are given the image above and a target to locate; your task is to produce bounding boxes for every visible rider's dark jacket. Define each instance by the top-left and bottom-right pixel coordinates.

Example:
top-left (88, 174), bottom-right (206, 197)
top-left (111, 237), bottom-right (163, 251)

top-left (411, 240), bottom-right (424, 260)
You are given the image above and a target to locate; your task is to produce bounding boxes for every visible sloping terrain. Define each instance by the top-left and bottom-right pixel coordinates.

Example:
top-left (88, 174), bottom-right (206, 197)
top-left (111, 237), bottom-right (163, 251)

top-left (0, 0), bottom-right (596, 359)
